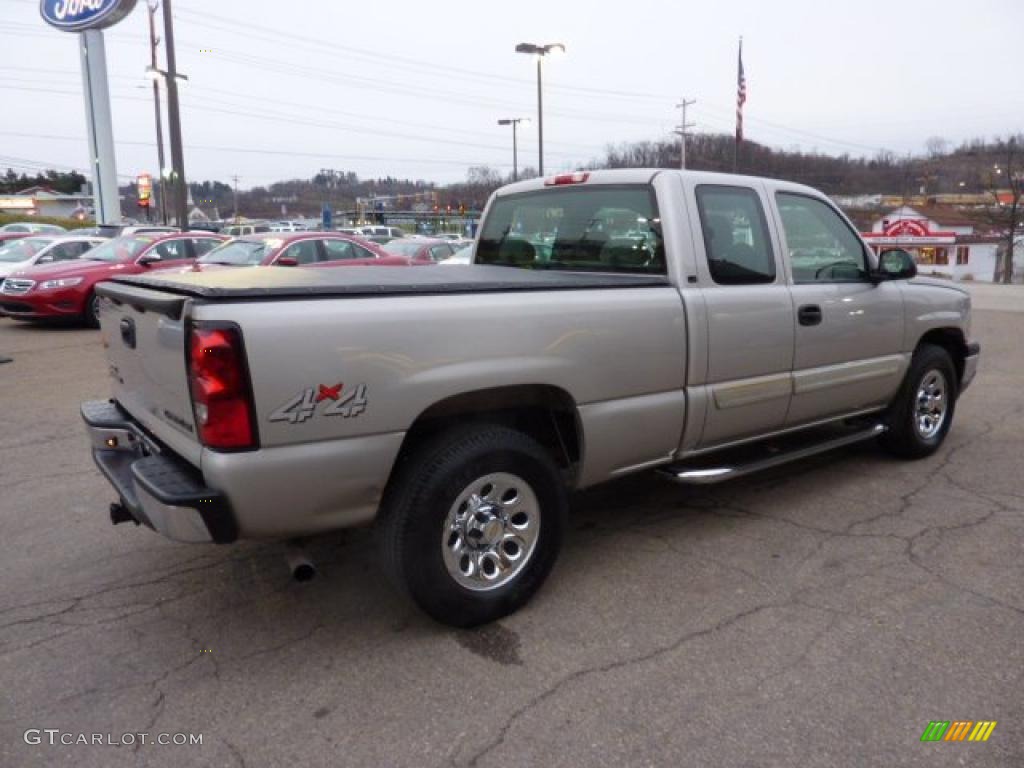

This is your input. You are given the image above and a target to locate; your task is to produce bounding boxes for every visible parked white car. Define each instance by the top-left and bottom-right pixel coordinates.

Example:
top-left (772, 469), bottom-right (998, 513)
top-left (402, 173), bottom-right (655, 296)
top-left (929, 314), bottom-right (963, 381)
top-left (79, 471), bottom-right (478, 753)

top-left (269, 221), bottom-right (308, 232)
top-left (439, 244), bottom-right (473, 265)
top-left (0, 234), bottom-right (107, 279)
top-left (0, 222), bottom-right (66, 234)
top-left (359, 226), bottom-right (406, 239)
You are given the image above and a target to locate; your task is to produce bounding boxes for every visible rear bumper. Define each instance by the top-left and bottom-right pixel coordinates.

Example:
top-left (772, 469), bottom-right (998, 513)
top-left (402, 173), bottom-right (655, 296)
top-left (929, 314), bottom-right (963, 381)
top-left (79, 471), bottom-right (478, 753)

top-left (961, 341), bottom-right (980, 392)
top-left (81, 400), bottom-right (237, 543)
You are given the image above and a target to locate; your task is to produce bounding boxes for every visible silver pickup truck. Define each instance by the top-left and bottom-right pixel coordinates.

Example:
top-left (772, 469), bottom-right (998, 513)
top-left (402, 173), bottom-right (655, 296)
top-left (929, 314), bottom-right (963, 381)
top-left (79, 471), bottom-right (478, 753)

top-left (82, 169), bottom-right (979, 626)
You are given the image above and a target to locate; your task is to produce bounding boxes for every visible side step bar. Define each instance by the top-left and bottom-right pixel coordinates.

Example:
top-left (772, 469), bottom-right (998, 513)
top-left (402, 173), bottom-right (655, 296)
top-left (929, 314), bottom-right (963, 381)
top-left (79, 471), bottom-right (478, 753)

top-left (658, 423), bottom-right (886, 485)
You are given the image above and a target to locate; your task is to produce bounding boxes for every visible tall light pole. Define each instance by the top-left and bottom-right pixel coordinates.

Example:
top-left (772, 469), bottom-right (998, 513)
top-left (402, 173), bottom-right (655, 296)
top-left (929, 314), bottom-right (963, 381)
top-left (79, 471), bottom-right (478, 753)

top-left (146, 2), bottom-right (168, 224)
top-left (515, 42), bottom-right (565, 176)
top-left (161, 0), bottom-right (187, 230)
top-left (497, 118), bottom-right (529, 181)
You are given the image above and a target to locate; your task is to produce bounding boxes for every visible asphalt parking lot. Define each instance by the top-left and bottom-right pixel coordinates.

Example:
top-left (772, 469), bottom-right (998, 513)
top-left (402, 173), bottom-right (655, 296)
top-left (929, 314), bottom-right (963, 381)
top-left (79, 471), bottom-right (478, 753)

top-left (1, 288), bottom-right (1022, 768)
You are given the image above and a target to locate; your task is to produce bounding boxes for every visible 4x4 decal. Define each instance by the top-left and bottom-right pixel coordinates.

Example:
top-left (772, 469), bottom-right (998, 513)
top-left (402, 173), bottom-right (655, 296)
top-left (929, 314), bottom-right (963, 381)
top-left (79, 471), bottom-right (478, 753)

top-left (269, 382), bottom-right (368, 424)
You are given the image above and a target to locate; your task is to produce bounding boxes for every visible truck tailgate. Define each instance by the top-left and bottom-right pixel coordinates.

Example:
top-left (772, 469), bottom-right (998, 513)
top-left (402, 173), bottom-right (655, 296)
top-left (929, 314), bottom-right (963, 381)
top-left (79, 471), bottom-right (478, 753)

top-left (96, 282), bottom-right (202, 466)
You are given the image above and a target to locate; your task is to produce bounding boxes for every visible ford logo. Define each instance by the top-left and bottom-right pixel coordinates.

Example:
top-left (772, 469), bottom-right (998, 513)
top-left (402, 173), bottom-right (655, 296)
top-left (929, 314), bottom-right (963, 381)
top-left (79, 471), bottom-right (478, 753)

top-left (39, 0), bottom-right (139, 32)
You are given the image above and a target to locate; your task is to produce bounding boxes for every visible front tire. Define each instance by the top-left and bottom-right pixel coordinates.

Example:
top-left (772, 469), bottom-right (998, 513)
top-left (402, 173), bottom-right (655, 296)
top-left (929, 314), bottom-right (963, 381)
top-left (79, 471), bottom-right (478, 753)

top-left (880, 343), bottom-right (958, 459)
top-left (377, 424), bottom-right (567, 627)
top-left (84, 292), bottom-right (101, 329)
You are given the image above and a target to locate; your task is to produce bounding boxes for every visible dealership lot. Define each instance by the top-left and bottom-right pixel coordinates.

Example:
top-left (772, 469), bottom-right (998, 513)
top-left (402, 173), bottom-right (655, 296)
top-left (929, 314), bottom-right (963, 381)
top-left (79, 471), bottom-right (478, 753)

top-left (1, 292), bottom-right (1022, 768)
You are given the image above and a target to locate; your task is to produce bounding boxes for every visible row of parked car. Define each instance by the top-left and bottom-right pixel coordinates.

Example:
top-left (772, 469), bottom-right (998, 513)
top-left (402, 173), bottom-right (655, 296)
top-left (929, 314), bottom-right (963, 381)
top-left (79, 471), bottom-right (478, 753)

top-left (0, 226), bottom-right (474, 327)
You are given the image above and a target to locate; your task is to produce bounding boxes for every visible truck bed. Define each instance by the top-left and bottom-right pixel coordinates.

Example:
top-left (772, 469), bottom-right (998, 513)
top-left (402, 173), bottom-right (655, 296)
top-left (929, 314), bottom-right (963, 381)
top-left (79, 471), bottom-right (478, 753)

top-left (102, 264), bottom-right (670, 303)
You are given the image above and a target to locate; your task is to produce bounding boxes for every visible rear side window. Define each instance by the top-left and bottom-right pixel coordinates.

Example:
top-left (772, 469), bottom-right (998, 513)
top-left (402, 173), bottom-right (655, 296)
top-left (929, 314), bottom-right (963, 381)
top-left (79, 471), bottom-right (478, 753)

top-left (190, 238), bottom-right (222, 256)
top-left (430, 244), bottom-right (453, 261)
top-left (322, 239), bottom-right (360, 261)
top-left (695, 185), bottom-right (775, 285)
top-left (476, 185), bottom-right (665, 274)
top-left (775, 193), bottom-right (868, 283)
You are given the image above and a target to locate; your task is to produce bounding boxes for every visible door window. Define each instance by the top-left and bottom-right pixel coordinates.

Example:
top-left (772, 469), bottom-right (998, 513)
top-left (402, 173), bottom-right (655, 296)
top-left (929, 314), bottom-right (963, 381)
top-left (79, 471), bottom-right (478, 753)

top-left (695, 185), bottom-right (775, 285)
top-left (46, 242), bottom-right (86, 261)
top-left (280, 240), bottom-right (320, 265)
top-left (776, 193), bottom-right (868, 283)
top-left (151, 239), bottom-right (187, 260)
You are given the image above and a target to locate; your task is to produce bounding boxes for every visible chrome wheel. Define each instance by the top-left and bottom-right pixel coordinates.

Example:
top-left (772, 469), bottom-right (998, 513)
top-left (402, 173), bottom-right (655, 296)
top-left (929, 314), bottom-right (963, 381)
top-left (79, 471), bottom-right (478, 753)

top-left (441, 472), bottom-right (540, 592)
top-left (914, 370), bottom-right (948, 440)
top-left (90, 295), bottom-right (101, 323)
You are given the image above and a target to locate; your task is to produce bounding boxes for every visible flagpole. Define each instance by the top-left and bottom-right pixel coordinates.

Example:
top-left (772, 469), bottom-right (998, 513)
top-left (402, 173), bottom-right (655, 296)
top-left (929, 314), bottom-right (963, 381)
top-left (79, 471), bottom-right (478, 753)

top-left (734, 36), bottom-right (743, 174)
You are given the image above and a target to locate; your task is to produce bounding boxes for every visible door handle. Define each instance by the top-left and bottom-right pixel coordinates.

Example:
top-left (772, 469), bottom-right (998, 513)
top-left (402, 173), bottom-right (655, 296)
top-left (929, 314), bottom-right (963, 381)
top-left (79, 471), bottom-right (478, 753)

top-left (798, 304), bottom-right (823, 326)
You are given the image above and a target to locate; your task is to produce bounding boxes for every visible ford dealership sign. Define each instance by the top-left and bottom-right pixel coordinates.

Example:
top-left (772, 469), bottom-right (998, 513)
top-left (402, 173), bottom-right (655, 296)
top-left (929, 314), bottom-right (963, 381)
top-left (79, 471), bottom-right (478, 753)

top-left (39, 0), bottom-right (138, 32)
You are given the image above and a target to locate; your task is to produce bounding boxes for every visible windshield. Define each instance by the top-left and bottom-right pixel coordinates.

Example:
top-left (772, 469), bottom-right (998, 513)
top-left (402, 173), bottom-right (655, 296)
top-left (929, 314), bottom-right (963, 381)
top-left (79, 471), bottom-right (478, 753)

top-left (0, 238), bottom-right (51, 263)
top-left (382, 240), bottom-right (427, 257)
top-left (198, 239), bottom-right (272, 266)
top-left (476, 185), bottom-right (665, 274)
top-left (84, 236), bottom-right (155, 263)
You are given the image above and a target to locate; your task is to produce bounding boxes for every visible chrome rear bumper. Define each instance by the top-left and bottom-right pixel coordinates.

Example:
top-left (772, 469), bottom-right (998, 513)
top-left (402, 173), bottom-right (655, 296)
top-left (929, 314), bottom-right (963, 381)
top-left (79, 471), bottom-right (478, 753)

top-left (81, 400), bottom-right (237, 543)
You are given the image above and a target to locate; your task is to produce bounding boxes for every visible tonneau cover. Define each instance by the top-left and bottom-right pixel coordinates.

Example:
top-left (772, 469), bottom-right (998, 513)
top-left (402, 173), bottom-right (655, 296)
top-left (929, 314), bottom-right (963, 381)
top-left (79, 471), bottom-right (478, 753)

top-left (103, 264), bottom-right (669, 301)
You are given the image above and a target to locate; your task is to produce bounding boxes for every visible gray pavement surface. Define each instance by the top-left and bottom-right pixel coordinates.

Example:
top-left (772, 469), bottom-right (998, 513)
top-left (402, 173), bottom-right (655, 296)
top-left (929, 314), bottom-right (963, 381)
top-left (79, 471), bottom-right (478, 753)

top-left (1, 294), bottom-right (1022, 767)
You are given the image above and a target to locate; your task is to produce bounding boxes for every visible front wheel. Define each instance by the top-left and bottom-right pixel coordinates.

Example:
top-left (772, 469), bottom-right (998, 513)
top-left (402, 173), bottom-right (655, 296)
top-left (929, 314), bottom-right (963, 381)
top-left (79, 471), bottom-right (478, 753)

top-left (377, 424), bottom-right (567, 627)
top-left (880, 343), bottom-right (958, 459)
top-left (84, 292), bottom-right (101, 329)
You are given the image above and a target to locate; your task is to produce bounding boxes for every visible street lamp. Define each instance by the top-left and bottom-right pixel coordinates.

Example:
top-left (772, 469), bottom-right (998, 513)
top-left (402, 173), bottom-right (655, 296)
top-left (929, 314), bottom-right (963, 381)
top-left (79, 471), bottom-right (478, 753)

top-left (515, 42), bottom-right (565, 176)
top-left (497, 118), bottom-right (529, 181)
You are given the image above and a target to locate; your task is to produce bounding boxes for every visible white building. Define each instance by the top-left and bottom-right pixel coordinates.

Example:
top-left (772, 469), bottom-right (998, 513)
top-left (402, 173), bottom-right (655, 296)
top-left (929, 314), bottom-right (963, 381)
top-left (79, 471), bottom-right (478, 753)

top-left (0, 186), bottom-right (95, 219)
top-left (862, 205), bottom-right (1001, 282)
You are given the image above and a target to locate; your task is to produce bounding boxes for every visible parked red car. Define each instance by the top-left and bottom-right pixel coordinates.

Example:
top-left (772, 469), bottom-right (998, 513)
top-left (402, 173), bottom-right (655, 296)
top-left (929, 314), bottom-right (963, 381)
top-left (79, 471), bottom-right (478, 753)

top-left (381, 237), bottom-right (462, 264)
top-left (0, 231), bottom-right (227, 326)
top-left (184, 231), bottom-right (414, 270)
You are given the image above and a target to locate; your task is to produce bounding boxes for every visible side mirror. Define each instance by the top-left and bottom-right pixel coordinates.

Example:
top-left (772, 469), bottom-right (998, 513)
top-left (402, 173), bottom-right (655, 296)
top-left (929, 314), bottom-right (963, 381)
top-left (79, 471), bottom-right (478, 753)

top-left (37, 254), bottom-right (53, 264)
top-left (875, 249), bottom-right (917, 281)
top-left (137, 254), bottom-right (162, 267)
top-left (275, 256), bottom-right (299, 267)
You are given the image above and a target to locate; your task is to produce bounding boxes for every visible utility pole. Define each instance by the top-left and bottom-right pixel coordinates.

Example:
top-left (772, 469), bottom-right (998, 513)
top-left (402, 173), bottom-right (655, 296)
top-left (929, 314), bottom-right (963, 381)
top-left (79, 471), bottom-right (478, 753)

top-left (147, 2), bottom-right (168, 225)
top-left (231, 174), bottom-right (240, 220)
top-left (674, 98), bottom-right (696, 169)
top-left (161, 0), bottom-right (188, 230)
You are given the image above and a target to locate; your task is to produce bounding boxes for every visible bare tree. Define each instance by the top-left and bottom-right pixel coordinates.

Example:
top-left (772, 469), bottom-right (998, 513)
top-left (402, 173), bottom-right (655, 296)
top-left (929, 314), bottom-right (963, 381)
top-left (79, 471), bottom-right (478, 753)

top-left (978, 136), bottom-right (1023, 283)
top-left (925, 136), bottom-right (949, 158)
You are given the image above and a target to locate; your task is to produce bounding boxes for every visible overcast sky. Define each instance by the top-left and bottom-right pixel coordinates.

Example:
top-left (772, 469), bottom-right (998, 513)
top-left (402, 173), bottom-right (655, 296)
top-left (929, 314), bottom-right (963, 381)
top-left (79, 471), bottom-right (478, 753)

top-left (2, 0), bottom-right (1020, 188)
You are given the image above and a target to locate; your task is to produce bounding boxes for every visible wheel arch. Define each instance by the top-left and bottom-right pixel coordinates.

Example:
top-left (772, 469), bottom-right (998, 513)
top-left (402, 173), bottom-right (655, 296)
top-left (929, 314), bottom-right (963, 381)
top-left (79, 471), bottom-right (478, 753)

top-left (916, 327), bottom-right (968, 388)
top-left (388, 384), bottom-right (583, 489)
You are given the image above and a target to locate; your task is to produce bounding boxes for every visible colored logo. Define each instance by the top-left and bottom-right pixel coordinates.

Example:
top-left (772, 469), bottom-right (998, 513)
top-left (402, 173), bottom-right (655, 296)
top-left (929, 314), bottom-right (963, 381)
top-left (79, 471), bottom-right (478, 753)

top-left (270, 383), bottom-right (368, 424)
top-left (920, 721), bottom-right (997, 742)
top-left (40, 0), bottom-right (139, 32)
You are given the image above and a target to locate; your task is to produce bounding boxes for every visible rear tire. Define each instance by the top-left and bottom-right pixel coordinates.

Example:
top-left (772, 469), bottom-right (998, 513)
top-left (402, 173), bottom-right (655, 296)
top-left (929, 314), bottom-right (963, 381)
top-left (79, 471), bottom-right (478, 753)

top-left (84, 292), bottom-right (101, 329)
top-left (377, 424), bottom-right (567, 627)
top-left (880, 343), bottom-right (958, 459)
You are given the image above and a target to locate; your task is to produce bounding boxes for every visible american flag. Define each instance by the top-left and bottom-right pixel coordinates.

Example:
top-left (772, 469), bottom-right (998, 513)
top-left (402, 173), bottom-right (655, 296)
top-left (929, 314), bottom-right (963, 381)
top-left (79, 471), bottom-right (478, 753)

top-left (736, 38), bottom-right (746, 143)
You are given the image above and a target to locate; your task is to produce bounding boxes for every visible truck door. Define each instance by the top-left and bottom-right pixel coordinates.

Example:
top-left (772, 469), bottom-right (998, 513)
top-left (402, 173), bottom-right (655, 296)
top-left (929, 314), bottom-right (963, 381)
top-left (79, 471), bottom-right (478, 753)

top-left (771, 192), bottom-right (905, 425)
top-left (688, 182), bottom-right (795, 448)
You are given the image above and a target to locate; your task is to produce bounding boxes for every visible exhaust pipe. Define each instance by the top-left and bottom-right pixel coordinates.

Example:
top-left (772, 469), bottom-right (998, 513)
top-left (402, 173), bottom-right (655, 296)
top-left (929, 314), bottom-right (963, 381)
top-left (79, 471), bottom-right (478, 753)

top-left (109, 501), bottom-right (137, 526)
top-left (285, 540), bottom-right (316, 582)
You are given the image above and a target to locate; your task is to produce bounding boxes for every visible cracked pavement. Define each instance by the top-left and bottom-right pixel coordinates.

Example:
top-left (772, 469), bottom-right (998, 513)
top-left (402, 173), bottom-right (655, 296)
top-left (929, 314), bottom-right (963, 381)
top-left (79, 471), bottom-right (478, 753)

top-left (1, 293), bottom-right (1022, 767)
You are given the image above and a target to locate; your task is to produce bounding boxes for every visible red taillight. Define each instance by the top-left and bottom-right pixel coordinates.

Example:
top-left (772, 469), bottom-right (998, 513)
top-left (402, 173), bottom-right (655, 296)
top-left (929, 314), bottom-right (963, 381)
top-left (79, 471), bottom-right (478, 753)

top-left (544, 171), bottom-right (590, 186)
top-left (188, 325), bottom-right (257, 450)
